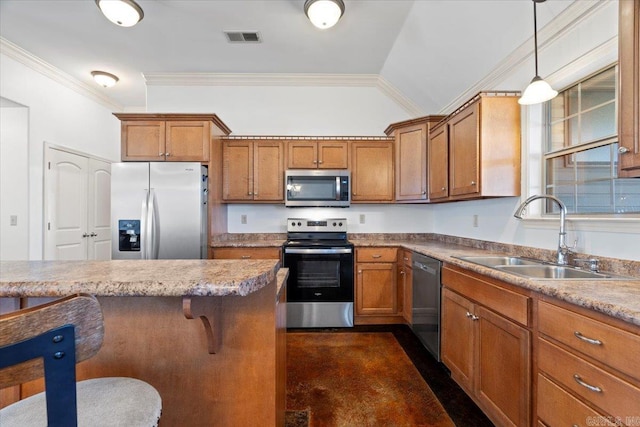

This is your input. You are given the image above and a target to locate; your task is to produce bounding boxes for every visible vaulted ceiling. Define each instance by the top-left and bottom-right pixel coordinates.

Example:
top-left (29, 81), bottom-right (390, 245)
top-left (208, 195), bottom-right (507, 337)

top-left (0, 0), bottom-right (573, 113)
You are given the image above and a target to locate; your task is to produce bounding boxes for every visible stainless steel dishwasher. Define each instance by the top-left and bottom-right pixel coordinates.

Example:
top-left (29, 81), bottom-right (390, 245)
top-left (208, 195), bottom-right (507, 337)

top-left (411, 253), bottom-right (442, 361)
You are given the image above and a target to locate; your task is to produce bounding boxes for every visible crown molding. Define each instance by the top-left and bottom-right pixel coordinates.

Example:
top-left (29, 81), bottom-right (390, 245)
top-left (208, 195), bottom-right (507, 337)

top-left (438, 0), bottom-right (609, 114)
top-left (143, 72), bottom-right (423, 116)
top-left (0, 37), bottom-right (123, 111)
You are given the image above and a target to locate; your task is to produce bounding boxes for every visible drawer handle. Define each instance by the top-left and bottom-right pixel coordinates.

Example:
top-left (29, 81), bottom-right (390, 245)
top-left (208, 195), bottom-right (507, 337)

top-left (241, 255), bottom-right (251, 259)
top-left (371, 255), bottom-right (382, 259)
top-left (574, 331), bottom-right (602, 346)
top-left (573, 374), bottom-right (602, 393)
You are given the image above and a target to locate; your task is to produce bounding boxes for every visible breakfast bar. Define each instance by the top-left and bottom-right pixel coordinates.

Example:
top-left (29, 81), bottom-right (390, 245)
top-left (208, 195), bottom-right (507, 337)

top-left (0, 260), bottom-right (287, 427)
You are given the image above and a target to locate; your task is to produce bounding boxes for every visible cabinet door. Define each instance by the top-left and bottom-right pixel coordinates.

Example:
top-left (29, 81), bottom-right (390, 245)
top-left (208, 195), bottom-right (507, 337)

top-left (165, 121), bottom-right (210, 161)
top-left (350, 141), bottom-right (394, 202)
top-left (287, 140), bottom-right (317, 169)
top-left (254, 141), bottom-right (284, 201)
top-left (223, 141), bottom-right (253, 201)
top-left (428, 124), bottom-right (449, 200)
top-left (441, 288), bottom-right (475, 391)
top-left (618, 0), bottom-right (640, 177)
top-left (356, 262), bottom-right (397, 315)
top-left (449, 102), bottom-right (480, 197)
top-left (475, 306), bottom-right (530, 427)
top-left (396, 124), bottom-right (427, 201)
top-left (317, 141), bottom-right (348, 169)
top-left (121, 121), bottom-right (166, 161)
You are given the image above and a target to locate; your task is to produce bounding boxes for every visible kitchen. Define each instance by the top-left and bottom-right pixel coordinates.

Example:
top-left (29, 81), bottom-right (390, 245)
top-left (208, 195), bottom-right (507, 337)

top-left (2, 0), bottom-right (640, 426)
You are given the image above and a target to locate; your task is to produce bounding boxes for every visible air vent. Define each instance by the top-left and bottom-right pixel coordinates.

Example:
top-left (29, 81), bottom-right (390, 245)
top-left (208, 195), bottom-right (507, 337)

top-left (224, 31), bottom-right (261, 43)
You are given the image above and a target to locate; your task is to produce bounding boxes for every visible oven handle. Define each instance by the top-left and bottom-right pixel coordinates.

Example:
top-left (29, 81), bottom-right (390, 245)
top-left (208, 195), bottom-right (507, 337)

top-left (284, 247), bottom-right (353, 255)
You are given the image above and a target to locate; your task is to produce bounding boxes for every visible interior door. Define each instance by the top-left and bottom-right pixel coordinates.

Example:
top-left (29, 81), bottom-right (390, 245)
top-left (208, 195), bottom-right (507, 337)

top-left (87, 159), bottom-right (111, 260)
top-left (44, 149), bottom-right (88, 260)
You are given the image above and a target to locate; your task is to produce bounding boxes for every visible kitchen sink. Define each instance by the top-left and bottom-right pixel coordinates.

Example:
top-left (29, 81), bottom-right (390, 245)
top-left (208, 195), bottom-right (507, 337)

top-left (455, 256), bottom-right (546, 268)
top-left (495, 265), bottom-right (617, 279)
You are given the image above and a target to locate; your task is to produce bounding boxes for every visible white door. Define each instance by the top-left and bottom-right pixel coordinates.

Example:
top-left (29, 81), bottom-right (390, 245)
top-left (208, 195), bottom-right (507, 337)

top-left (88, 159), bottom-right (111, 260)
top-left (44, 149), bottom-right (88, 260)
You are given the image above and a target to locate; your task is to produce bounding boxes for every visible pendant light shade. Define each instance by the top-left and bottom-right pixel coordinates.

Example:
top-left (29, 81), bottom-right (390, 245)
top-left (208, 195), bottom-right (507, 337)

top-left (304, 0), bottom-right (345, 30)
top-left (518, 0), bottom-right (557, 105)
top-left (91, 71), bottom-right (119, 88)
top-left (95, 0), bottom-right (144, 27)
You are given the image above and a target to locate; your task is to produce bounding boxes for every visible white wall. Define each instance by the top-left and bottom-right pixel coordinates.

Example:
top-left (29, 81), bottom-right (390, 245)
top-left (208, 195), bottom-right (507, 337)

top-left (0, 101), bottom-right (29, 260)
top-left (0, 54), bottom-right (121, 259)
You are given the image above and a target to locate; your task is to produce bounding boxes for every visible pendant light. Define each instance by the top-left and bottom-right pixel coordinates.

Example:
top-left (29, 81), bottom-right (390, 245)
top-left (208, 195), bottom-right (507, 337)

top-left (95, 0), bottom-right (144, 27)
top-left (304, 0), bottom-right (345, 30)
top-left (91, 71), bottom-right (120, 88)
top-left (518, 0), bottom-right (557, 105)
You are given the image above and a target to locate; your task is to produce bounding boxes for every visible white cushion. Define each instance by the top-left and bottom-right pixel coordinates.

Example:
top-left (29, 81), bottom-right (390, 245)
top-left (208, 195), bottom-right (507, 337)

top-left (0, 377), bottom-right (161, 427)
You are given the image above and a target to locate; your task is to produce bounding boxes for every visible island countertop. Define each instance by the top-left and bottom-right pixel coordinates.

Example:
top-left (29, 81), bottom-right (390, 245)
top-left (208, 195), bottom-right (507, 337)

top-left (0, 259), bottom-right (281, 297)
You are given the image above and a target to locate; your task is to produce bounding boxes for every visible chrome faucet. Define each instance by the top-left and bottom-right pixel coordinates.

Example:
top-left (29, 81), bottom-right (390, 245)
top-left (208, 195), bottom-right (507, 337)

top-left (514, 195), bottom-right (573, 265)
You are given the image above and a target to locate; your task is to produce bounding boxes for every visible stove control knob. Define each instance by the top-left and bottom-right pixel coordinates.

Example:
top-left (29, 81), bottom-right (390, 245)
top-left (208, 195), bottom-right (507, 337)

top-left (333, 222), bottom-right (337, 226)
top-left (339, 222), bottom-right (343, 226)
top-left (297, 222), bottom-right (302, 226)
top-left (291, 222), bottom-right (296, 227)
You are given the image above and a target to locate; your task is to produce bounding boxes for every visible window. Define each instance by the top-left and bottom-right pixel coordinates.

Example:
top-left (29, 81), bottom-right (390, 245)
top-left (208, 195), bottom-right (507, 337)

top-left (543, 65), bottom-right (640, 215)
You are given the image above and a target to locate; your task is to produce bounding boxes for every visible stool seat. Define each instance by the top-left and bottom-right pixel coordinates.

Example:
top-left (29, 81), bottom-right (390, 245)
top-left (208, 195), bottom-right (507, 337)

top-left (0, 377), bottom-right (162, 427)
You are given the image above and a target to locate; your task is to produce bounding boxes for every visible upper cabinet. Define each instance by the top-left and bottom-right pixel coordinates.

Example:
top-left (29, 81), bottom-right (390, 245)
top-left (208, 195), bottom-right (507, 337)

top-left (114, 114), bottom-right (231, 162)
top-left (428, 92), bottom-right (521, 202)
top-left (385, 116), bottom-right (445, 202)
top-left (618, 0), bottom-right (640, 177)
top-left (350, 139), bottom-right (394, 202)
top-left (287, 140), bottom-right (348, 169)
top-left (222, 139), bottom-right (284, 202)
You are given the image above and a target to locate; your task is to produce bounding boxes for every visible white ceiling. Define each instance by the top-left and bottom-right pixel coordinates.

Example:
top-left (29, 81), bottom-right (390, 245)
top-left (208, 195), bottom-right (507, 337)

top-left (0, 0), bottom-right (573, 113)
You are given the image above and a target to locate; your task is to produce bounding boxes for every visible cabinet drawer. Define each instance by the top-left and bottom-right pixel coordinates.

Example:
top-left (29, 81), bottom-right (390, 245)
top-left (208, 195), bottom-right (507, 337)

top-left (212, 248), bottom-right (281, 260)
top-left (538, 338), bottom-right (640, 419)
top-left (538, 301), bottom-right (640, 381)
top-left (356, 248), bottom-right (398, 263)
top-left (441, 267), bottom-right (530, 326)
top-left (537, 374), bottom-right (615, 427)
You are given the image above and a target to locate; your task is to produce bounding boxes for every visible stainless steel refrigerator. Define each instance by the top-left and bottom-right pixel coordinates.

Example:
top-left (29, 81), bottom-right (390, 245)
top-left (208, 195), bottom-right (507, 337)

top-left (111, 162), bottom-right (208, 260)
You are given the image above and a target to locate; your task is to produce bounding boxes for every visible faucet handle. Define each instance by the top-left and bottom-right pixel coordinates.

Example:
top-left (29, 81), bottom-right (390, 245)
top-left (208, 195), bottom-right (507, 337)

top-left (574, 258), bottom-right (600, 272)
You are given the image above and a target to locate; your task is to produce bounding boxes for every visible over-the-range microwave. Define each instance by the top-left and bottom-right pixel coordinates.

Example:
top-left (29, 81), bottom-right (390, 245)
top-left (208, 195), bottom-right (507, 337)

top-left (285, 170), bottom-right (350, 207)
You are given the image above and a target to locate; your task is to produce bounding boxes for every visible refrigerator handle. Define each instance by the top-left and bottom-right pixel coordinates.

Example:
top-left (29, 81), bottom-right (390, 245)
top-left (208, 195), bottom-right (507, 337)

top-left (149, 189), bottom-right (160, 259)
top-left (140, 189), bottom-right (150, 260)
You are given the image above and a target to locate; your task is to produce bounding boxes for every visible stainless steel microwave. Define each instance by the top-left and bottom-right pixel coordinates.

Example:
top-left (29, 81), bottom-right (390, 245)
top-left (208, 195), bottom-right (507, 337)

top-left (285, 170), bottom-right (350, 207)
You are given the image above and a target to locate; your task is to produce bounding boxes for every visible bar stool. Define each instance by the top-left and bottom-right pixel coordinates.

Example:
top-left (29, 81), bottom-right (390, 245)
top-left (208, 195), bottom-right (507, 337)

top-left (0, 294), bottom-right (162, 426)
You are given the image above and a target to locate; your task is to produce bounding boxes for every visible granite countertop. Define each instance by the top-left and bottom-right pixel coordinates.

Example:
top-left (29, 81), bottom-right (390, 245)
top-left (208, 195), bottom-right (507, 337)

top-left (351, 238), bottom-right (640, 328)
top-left (210, 233), bottom-right (286, 248)
top-left (0, 259), bottom-right (281, 298)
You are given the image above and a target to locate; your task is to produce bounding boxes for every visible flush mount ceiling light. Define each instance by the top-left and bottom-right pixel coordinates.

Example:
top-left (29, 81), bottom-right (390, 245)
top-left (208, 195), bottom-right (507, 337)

top-left (91, 71), bottom-right (119, 88)
top-left (304, 0), bottom-right (345, 30)
top-left (519, 0), bottom-right (558, 105)
top-left (95, 0), bottom-right (144, 27)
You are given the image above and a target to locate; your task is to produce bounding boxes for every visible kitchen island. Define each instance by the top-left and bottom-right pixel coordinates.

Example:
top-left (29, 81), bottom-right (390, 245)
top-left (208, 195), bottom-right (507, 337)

top-left (0, 259), bottom-right (287, 427)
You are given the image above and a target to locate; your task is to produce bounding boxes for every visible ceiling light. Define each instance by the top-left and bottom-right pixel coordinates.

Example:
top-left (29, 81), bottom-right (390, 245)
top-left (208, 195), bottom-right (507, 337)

top-left (304, 0), bottom-right (345, 30)
top-left (95, 0), bottom-right (144, 27)
top-left (91, 71), bottom-right (119, 88)
top-left (518, 0), bottom-right (557, 105)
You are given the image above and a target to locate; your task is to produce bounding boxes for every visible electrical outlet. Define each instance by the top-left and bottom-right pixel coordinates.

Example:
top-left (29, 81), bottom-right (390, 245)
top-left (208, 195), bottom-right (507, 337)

top-left (473, 214), bottom-right (478, 228)
top-left (10, 215), bottom-right (18, 226)
top-left (359, 214), bottom-right (365, 224)
top-left (240, 214), bottom-right (247, 224)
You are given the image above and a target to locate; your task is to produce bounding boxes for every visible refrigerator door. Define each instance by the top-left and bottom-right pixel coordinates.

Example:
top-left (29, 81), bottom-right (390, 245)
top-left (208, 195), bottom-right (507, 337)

top-left (149, 162), bottom-right (204, 259)
top-left (111, 163), bottom-right (149, 260)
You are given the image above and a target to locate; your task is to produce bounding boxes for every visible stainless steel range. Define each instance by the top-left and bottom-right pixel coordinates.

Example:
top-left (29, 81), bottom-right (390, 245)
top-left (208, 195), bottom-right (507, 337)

top-left (283, 218), bottom-right (354, 328)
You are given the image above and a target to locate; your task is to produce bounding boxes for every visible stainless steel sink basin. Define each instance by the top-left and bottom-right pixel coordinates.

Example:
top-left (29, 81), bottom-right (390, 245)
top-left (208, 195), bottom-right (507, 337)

top-left (495, 265), bottom-right (617, 280)
top-left (455, 256), bottom-right (545, 268)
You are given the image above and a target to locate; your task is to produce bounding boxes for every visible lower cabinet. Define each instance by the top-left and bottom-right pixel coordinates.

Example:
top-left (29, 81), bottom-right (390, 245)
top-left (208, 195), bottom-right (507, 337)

top-left (355, 247), bottom-right (401, 324)
top-left (441, 266), bottom-right (531, 427)
top-left (398, 250), bottom-right (413, 323)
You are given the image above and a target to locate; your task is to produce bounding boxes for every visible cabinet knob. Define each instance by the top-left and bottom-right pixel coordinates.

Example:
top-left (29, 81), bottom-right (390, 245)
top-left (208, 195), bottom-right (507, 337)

top-left (248, 192), bottom-right (253, 196)
top-left (400, 270), bottom-right (405, 275)
top-left (318, 160), bottom-right (323, 164)
top-left (166, 153), bottom-right (171, 157)
top-left (422, 190), bottom-right (426, 195)
top-left (465, 311), bottom-right (473, 318)
top-left (358, 270), bottom-right (362, 274)
top-left (313, 160), bottom-right (317, 164)
top-left (159, 153), bottom-right (164, 156)
top-left (471, 314), bottom-right (479, 321)
top-left (441, 187), bottom-right (446, 191)
top-left (90, 232), bottom-right (97, 237)
top-left (470, 181), bottom-right (476, 185)
top-left (241, 255), bottom-right (251, 259)
top-left (82, 233), bottom-right (89, 238)
top-left (618, 146), bottom-right (630, 154)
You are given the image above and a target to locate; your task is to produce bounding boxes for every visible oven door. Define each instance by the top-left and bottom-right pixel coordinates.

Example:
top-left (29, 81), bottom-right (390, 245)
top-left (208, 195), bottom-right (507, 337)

top-left (283, 247), bottom-right (354, 302)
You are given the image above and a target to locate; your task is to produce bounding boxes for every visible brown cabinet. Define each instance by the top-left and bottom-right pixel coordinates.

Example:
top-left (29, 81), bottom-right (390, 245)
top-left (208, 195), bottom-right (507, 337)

top-left (441, 266), bottom-right (531, 427)
top-left (355, 248), bottom-right (401, 324)
top-left (222, 140), bottom-right (284, 202)
top-left (398, 250), bottom-right (413, 323)
top-left (210, 247), bottom-right (281, 260)
top-left (114, 114), bottom-right (231, 162)
top-left (385, 116), bottom-right (445, 202)
top-left (427, 93), bottom-right (521, 202)
top-left (287, 140), bottom-right (348, 169)
top-left (350, 140), bottom-right (394, 202)
top-left (536, 299), bottom-right (640, 425)
top-left (618, 0), bottom-right (640, 177)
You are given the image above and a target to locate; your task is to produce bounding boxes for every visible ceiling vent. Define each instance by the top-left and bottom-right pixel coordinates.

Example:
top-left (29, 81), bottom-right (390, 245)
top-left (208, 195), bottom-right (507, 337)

top-left (224, 32), bottom-right (261, 43)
